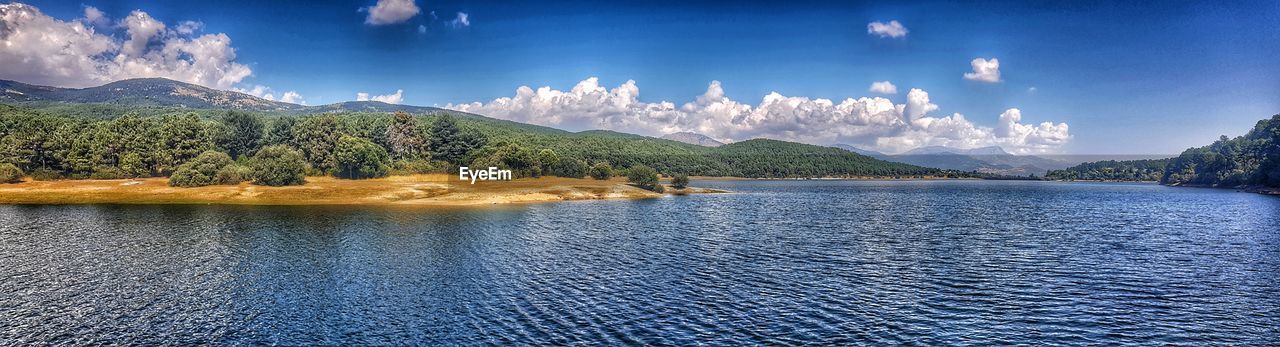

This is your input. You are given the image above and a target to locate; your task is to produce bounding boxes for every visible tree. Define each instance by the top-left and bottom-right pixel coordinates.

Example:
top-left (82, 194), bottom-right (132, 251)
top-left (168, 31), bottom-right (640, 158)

top-left (168, 150), bottom-right (237, 187)
top-left (428, 114), bottom-right (485, 164)
top-left (385, 112), bottom-right (427, 160)
top-left (264, 117), bottom-right (296, 146)
top-left (153, 114), bottom-right (213, 174)
top-left (470, 142), bottom-right (539, 178)
top-left (535, 149), bottom-right (559, 177)
top-left (118, 152), bottom-right (149, 178)
top-left (671, 174), bottom-right (689, 189)
top-left (589, 162), bottom-right (613, 180)
top-left (250, 145), bottom-right (307, 186)
top-left (627, 165), bottom-right (662, 192)
top-left (334, 136), bottom-right (391, 179)
top-left (0, 163), bottom-right (22, 183)
top-left (291, 115), bottom-right (345, 174)
top-left (219, 111), bottom-right (264, 159)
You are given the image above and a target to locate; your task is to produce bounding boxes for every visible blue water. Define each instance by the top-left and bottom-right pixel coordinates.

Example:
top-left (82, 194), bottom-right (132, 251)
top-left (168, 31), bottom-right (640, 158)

top-left (1, 180), bottom-right (1278, 345)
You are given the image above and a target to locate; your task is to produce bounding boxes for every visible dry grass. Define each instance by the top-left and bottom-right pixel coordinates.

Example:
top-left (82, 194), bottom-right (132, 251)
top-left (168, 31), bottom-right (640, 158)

top-left (0, 174), bottom-right (726, 206)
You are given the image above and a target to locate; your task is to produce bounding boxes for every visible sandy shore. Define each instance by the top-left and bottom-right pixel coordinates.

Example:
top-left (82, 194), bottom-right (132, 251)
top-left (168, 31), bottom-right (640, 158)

top-left (0, 174), bottom-right (727, 206)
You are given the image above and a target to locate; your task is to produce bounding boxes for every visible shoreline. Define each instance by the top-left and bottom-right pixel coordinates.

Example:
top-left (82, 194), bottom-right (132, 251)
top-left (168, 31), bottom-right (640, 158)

top-left (0, 174), bottom-right (728, 207)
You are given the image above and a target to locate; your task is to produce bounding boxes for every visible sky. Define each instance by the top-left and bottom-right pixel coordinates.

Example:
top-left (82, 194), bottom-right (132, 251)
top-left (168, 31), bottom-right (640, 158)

top-left (1, 0), bottom-right (1277, 155)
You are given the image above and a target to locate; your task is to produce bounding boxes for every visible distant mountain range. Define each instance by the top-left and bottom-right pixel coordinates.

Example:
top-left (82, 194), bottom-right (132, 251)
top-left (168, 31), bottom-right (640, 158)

top-left (0, 78), bottom-right (452, 114)
top-left (834, 144), bottom-right (1073, 176)
top-left (661, 132), bottom-right (725, 147)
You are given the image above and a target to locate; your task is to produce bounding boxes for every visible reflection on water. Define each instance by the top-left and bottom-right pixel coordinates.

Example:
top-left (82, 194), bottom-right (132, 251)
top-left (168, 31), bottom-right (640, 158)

top-left (1, 180), bottom-right (1278, 344)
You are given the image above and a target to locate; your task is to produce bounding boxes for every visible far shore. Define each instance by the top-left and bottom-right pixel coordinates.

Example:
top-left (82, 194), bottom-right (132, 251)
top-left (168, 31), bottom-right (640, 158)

top-left (0, 174), bottom-right (727, 207)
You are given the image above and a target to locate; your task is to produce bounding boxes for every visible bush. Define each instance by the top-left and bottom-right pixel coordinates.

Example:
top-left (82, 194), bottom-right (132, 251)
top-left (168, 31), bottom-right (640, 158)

top-left (0, 163), bottom-right (23, 183)
top-left (30, 168), bottom-right (62, 181)
top-left (589, 162), bottom-right (613, 180)
top-left (626, 165), bottom-right (661, 192)
top-left (215, 164), bottom-right (252, 184)
top-left (550, 158), bottom-right (589, 178)
top-left (169, 151), bottom-right (237, 187)
top-left (90, 167), bottom-right (127, 180)
top-left (250, 145), bottom-right (308, 186)
top-left (671, 174), bottom-right (689, 189)
top-left (334, 136), bottom-right (391, 179)
top-left (391, 159), bottom-right (453, 175)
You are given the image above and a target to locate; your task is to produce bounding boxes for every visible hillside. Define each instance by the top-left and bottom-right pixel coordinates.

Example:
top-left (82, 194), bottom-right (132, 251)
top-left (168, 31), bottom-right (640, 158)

top-left (0, 80), bottom-right (953, 179)
top-left (1161, 114), bottom-right (1280, 188)
top-left (1045, 159), bottom-right (1170, 181)
top-left (835, 145), bottom-right (1071, 176)
top-left (661, 132), bottom-right (724, 147)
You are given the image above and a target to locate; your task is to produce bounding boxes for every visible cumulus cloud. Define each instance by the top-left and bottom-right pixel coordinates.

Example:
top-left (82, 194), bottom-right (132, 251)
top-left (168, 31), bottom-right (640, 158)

top-left (279, 91), bottom-right (305, 105)
top-left (963, 57), bottom-right (1001, 83)
top-left (448, 77), bottom-right (1071, 154)
top-left (868, 81), bottom-right (898, 94)
top-left (867, 20), bottom-right (908, 38)
top-left (363, 0), bottom-right (420, 25)
top-left (234, 85), bottom-right (306, 105)
top-left (357, 90), bottom-right (404, 104)
top-left (0, 3), bottom-right (252, 89)
top-left (448, 12), bottom-right (470, 28)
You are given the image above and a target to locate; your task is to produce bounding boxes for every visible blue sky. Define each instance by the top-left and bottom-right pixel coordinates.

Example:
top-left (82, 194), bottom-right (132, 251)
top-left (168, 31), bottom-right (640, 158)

top-left (8, 0), bottom-right (1280, 154)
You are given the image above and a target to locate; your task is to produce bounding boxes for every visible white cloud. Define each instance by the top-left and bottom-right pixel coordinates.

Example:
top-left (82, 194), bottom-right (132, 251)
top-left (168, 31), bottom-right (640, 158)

top-left (82, 6), bottom-right (106, 26)
top-left (868, 81), bottom-right (898, 94)
top-left (279, 91), bottom-right (305, 105)
top-left (234, 85), bottom-right (306, 105)
top-left (0, 3), bottom-right (252, 89)
top-left (418, 24), bottom-right (426, 33)
top-left (867, 20), bottom-right (908, 39)
top-left (174, 21), bottom-right (204, 35)
top-left (963, 57), bottom-right (1001, 83)
top-left (357, 90), bottom-right (404, 104)
top-left (1028, 86), bottom-right (1037, 93)
top-left (449, 12), bottom-right (470, 28)
top-left (448, 77), bottom-right (1071, 154)
top-left (363, 0), bottom-right (420, 25)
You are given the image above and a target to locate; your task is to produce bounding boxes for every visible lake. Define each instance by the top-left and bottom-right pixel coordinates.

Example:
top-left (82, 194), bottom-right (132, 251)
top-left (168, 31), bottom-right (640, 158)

top-left (2, 180), bottom-right (1278, 345)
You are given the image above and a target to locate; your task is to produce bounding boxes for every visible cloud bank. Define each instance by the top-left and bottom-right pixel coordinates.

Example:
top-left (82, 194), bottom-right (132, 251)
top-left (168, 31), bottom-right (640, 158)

top-left (448, 77), bottom-right (1070, 154)
top-left (363, 0), bottom-right (420, 25)
top-left (867, 20), bottom-right (908, 39)
top-left (0, 3), bottom-right (252, 89)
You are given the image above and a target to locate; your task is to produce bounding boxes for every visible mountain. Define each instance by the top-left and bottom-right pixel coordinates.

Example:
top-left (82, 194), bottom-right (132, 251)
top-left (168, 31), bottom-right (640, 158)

top-left (0, 78), bottom-right (457, 114)
top-left (834, 145), bottom-right (1071, 176)
top-left (832, 144), bottom-right (886, 157)
top-left (661, 132), bottom-right (724, 147)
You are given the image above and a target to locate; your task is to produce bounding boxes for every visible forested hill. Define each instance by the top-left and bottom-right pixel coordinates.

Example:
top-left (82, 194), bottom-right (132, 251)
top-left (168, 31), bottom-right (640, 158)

top-left (0, 102), bottom-right (952, 180)
top-left (1, 78), bottom-right (457, 115)
top-left (1045, 159), bottom-right (1170, 181)
top-left (1161, 114), bottom-right (1280, 188)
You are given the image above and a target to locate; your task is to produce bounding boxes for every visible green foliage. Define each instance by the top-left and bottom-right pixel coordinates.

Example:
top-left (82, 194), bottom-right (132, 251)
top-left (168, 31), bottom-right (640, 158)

top-left (168, 150), bottom-right (239, 187)
top-left (264, 117), bottom-right (296, 145)
top-left (627, 165), bottom-right (661, 192)
top-left (589, 162), bottom-right (613, 180)
top-left (671, 174), bottom-right (689, 189)
top-left (219, 111), bottom-right (264, 159)
top-left (334, 136), bottom-right (391, 179)
top-left (153, 113), bottom-right (215, 174)
top-left (0, 163), bottom-right (22, 183)
top-left (1046, 159), bottom-right (1169, 181)
top-left (1162, 115), bottom-right (1280, 187)
top-left (428, 114), bottom-right (486, 164)
top-left (250, 145), bottom-right (308, 186)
